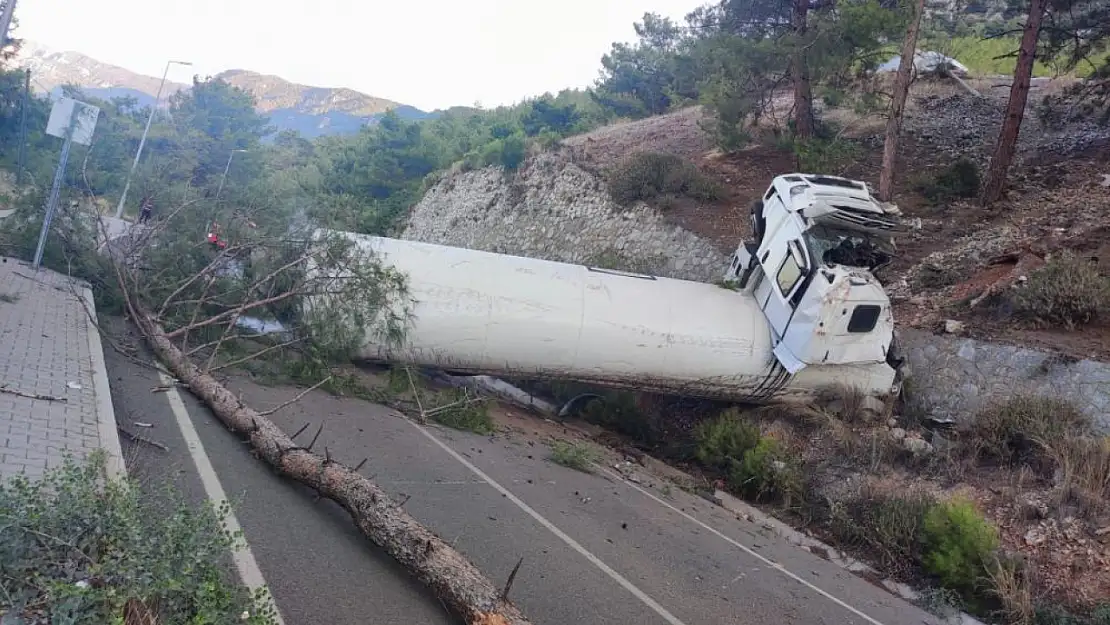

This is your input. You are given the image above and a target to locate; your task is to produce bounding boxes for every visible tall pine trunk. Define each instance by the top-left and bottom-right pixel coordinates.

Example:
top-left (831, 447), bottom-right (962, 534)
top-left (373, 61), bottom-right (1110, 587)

top-left (791, 0), bottom-right (815, 139)
top-left (981, 0), bottom-right (1046, 205)
top-left (878, 0), bottom-right (926, 202)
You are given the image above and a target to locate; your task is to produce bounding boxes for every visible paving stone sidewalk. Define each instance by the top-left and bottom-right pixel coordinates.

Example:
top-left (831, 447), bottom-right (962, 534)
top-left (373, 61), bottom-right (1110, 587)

top-left (0, 257), bottom-right (123, 480)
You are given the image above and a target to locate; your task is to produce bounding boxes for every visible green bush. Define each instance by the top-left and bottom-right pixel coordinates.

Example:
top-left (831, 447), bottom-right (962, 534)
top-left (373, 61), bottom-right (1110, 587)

top-left (694, 411), bottom-right (800, 503)
top-left (830, 488), bottom-right (936, 578)
top-left (549, 441), bottom-right (596, 472)
top-left (922, 498), bottom-right (999, 593)
top-left (479, 131), bottom-right (528, 170)
top-left (972, 395), bottom-right (1090, 465)
top-left (0, 453), bottom-right (277, 624)
top-left (694, 408), bottom-right (761, 471)
top-left (428, 391), bottom-right (495, 435)
top-left (727, 437), bottom-right (802, 503)
top-left (608, 151), bottom-right (723, 206)
top-left (1009, 253), bottom-right (1110, 328)
top-left (915, 157), bottom-right (981, 203)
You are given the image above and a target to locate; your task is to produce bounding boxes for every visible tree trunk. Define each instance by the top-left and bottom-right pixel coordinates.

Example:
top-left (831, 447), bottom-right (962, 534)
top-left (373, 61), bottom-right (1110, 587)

top-left (981, 0), bottom-right (1046, 206)
top-left (878, 0), bottom-right (926, 202)
top-left (791, 0), bottom-right (815, 140)
top-left (134, 311), bottom-right (533, 625)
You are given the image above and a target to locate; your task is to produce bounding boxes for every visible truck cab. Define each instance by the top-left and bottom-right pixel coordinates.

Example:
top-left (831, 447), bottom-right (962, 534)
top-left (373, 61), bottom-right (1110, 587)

top-left (724, 174), bottom-right (906, 377)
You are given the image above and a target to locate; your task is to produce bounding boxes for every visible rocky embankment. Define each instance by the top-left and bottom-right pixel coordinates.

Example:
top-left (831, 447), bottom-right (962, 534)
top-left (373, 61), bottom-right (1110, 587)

top-left (402, 151), bottom-right (728, 282)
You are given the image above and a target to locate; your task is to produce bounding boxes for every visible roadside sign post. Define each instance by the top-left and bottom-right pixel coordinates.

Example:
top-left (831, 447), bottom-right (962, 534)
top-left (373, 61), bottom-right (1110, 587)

top-left (32, 97), bottom-right (100, 268)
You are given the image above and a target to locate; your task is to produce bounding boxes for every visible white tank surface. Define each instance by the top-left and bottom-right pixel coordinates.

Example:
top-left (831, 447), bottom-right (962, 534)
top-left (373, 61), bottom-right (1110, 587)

top-left (325, 233), bottom-right (898, 403)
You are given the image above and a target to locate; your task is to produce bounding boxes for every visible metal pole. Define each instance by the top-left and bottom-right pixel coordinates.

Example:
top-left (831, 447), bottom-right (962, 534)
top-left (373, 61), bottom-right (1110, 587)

top-left (0, 0), bottom-right (18, 51)
top-left (216, 150), bottom-right (236, 199)
top-left (16, 68), bottom-right (29, 185)
top-left (32, 115), bottom-right (77, 268)
top-left (114, 60), bottom-right (190, 218)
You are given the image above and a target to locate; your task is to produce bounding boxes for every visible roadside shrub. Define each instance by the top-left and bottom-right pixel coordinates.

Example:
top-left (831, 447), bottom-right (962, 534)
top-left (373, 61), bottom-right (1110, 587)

top-left (608, 151), bottom-right (723, 206)
top-left (428, 391), bottom-right (495, 435)
top-left (727, 437), bottom-right (802, 504)
top-left (694, 408), bottom-right (761, 470)
top-left (972, 396), bottom-right (1090, 466)
top-left (0, 453), bottom-right (277, 624)
top-left (915, 157), bottom-right (981, 203)
top-left (694, 411), bottom-right (801, 503)
top-left (549, 441), bottom-right (596, 473)
top-left (829, 487), bottom-right (936, 578)
top-left (922, 498), bottom-right (999, 594)
top-left (1009, 253), bottom-right (1110, 328)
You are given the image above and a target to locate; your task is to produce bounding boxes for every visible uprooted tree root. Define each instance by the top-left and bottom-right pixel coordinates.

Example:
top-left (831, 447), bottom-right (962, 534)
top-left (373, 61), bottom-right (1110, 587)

top-left (135, 308), bottom-right (532, 625)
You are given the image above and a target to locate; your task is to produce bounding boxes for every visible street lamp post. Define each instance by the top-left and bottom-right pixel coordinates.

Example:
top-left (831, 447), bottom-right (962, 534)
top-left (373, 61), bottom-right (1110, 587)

top-left (216, 149), bottom-right (248, 200)
top-left (114, 59), bottom-right (191, 219)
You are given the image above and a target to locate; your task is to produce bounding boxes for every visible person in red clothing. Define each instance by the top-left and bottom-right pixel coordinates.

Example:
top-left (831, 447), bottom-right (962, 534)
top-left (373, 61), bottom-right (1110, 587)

top-left (206, 220), bottom-right (227, 249)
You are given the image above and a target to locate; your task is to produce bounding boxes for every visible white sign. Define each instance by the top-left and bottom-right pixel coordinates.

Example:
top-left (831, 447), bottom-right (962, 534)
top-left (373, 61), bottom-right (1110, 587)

top-left (46, 97), bottom-right (100, 146)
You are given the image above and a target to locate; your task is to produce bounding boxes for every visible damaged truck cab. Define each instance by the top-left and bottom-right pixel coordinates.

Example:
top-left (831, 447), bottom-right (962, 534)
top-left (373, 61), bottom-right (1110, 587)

top-left (725, 174), bottom-right (905, 379)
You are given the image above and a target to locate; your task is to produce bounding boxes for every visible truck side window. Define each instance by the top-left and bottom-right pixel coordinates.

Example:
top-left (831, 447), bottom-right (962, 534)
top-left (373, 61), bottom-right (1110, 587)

top-left (848, 305), bottom-right (881, 333)
top-left (775, 247), bottom-right (804, 296)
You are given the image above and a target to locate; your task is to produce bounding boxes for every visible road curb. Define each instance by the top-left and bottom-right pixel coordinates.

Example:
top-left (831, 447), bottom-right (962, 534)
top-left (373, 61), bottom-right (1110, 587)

top-left (78, 285), bottom-right (127, 479)
top-left (706, 489), bottom-right (987, 625)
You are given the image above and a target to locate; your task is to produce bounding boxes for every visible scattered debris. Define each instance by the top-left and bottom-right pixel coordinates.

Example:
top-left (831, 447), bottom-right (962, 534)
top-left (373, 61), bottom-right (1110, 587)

top-left (943, 319), bottom-right (965, 335)
top-left (0, 384), bottom-right (67, 402)
top-left (116, 426), bottom-right (169, 452)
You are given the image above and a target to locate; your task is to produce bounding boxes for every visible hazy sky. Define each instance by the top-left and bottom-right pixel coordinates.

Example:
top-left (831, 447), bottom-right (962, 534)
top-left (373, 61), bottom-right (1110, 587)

top-left (16, 0), bottom-right (705, 111)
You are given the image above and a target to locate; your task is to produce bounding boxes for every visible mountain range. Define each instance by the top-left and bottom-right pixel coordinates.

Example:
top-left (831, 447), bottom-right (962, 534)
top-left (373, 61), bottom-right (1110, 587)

top-left (13, 41), bottom-right (437, 139)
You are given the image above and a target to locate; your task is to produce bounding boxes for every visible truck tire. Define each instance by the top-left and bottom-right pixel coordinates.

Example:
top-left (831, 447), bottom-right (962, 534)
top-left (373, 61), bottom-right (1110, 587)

top-left (750, 200), bottom-right (766, 244)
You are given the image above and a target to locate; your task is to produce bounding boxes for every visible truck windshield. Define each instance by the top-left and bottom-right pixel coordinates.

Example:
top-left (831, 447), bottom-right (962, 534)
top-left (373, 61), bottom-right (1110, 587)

top-left (804, 226), bottom-right (893, 271)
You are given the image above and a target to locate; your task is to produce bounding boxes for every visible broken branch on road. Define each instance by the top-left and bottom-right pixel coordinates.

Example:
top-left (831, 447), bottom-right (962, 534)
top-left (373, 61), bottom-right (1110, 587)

top-left (0, 385), bottom-right (67, 402)
top-left (116, 425), bottom-right (169, 452)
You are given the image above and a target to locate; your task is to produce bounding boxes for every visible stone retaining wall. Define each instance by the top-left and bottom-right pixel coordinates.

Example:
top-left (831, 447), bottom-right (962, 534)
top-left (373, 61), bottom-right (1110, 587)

top-left (900, 329), bottom-right (1110, 433)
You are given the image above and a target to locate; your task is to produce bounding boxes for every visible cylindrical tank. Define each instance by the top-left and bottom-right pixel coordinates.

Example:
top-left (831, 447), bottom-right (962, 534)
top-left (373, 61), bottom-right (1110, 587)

top-left (332, 234), bottom-right (898, 403)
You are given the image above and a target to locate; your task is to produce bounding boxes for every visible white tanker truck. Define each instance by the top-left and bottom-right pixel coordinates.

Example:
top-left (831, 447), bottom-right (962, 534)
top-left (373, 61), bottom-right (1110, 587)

top-left (320, 173), bottom-right (909, 404)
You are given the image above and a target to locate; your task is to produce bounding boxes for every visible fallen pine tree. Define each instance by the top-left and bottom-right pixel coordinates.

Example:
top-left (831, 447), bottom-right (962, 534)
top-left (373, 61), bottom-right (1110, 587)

top-left (97, 201), bottom-right (535, 625)
top-left (135, 309), bottom-right (533, 625)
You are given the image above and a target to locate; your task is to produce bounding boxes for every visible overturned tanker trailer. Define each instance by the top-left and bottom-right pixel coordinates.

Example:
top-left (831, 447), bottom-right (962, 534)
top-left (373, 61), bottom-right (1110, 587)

top-left (309, 173), bottom-right (909, 404)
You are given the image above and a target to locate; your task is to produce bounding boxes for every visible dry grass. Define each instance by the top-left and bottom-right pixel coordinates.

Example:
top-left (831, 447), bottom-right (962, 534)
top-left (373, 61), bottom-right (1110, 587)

top-left (971, 396), bottom-right (1091, 466)
top-left (816, 384), bottom-right (887, 424)
top-left (829, 483), bottom-right (937, 580)
top-left (563, 106), bottom-right (711, 171)
top-left (988, 556), bottom-right (1035, 625)
top-left (1042, 436), bottom-right (1110, 519)
top-left (607, 151), bottom-right (724, 206)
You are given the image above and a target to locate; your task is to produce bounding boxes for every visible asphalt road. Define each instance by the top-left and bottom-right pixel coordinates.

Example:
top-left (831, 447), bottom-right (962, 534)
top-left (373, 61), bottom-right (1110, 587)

top-left (104, 336), bottom-right (945, 625)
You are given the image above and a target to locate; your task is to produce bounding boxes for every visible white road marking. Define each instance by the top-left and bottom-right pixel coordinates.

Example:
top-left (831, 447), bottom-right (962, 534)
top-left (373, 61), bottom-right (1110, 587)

top-left (159, 374), bottom-right (286, 625)
top-left (598, 466), bottom-right (889, 625)
top-left (405, 419), bottom-right (689, 625)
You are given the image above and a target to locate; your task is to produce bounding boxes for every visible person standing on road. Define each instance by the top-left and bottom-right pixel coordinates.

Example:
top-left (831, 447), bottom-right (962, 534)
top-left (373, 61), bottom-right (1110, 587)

top-left (138, 194), bottom-right (153, 225)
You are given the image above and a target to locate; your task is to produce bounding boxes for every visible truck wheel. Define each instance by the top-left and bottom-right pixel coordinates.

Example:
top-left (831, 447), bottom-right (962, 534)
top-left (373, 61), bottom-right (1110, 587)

top-left (750, 200), bottom-right (765, 244)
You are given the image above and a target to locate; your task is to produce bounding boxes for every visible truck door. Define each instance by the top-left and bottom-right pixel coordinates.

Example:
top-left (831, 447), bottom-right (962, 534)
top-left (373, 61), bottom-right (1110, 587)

top-left (753, 235), bottom-right (811, 373)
